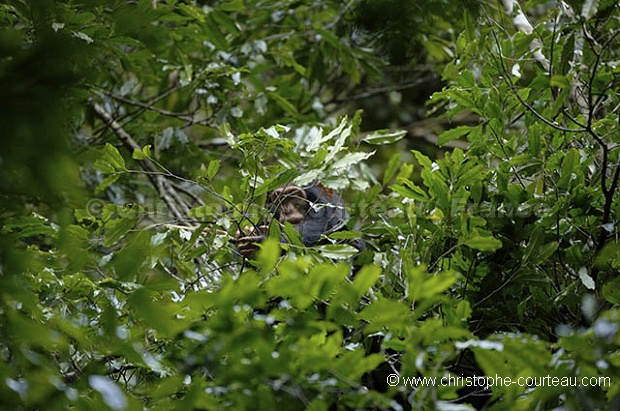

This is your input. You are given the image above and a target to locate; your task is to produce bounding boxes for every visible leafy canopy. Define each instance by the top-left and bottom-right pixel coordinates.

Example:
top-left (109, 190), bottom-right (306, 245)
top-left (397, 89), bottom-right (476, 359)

top-left (0, 1), bottom-right (619, 411)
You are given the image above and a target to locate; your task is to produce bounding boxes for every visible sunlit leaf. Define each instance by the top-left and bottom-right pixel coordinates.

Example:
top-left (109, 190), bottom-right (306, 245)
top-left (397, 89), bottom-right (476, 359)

top-left (89, 375), bottom-right (127, 411)
top-left (437, 126), bottom-right (472, 146)
top-left (362, 129), bottom-right (406, 145)
top-left (463, 235), bottom-right (502, 252)
top-left (315, 244), bottom-right (359, 259)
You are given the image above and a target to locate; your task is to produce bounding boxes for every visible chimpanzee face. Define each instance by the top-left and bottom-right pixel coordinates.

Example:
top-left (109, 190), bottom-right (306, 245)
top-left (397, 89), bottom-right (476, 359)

top-left (270, 185), bottom-right (308, 225)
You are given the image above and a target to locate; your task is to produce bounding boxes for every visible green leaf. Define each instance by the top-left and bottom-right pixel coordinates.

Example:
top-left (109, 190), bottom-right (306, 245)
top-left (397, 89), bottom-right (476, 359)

top-left (362, 129), bottom-right (406, 145)
top-left (331, 151), bottom-right (375, 170)
top-left (523, 226), bottom-right (544, 264)
top-left (281, 222), bottom-right (303, 246)
top-left (128, 287), bottom-right (183, 337)
top-left (383, 153), bottom-right (401, 185)
top-left (464, 235), bottom-right (502, 252)
top-left (210, 10), bottom-right (239, 34)
top-left (558, 148), bottom-right (579, 189)
top-left (437, 126), bottom-right (472, 146)
top-left (219, 0), bottom-right (245, 11)
top-left (550, 75), bottom-right (571, 89)
top-left (188, 205), bottom-right (217, 219)
top-left (457, 69), bottom-right (476, 87)
top-left (2, 216), bottom-right (55, 238)
top-left (602, 278), bottom-right (620, 304)
top-left (412, 150), bottom-right (432, 170)
top-left (111, 231), bottom-right (151, 281)
top-left (205, 15), bottom-right (229, 50)
top-left (334, 350), bottom-right (384, 380)
top-left (256, 238), bottom-right (281, 276)
top-left (307, 263), bottom-right (349, 300)
top-left (206, 159), bottom-right (220, 179)
top-left (315, 244), bottom-right (359, 259)
top-left (390, 181), bottom-right (429, 202)
top-left (352, 264), bottom-right (381, 295)
top-left (267, 91), bottom-right (299, 117)
top-left (132, 145), bottom-right (152, 160)
top-left (396, 162), bottom-right (413, 181)
top-left (327, 230), bottom-right (363, 240)
top-left (281, 53), bottom-right (306, 76)
top-left (407, 266), bottom-right (457, 301)
top-left (532, 241), bottom-right (558, 264)
top-left (102, 216), bottom-right (138, 247)
top-left (253, 169), bottom-right (299, 197)
top-left (95, 143), bottom-right (126, 172)
top-left (358, 298), bottom-right (411, 331)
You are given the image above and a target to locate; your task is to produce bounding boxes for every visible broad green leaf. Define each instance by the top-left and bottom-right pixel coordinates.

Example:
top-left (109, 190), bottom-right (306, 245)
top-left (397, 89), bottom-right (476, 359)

top-left (307, 262), bottom-right (349, 300)
top-left (102, 217), bottom-right (139, 247)
top-left (206, 159), bottom-right (220, 179)
top-left (2, 216), bottom-right (55, 238)
top-left (315, 244), bottom-right (359, 259)
top-left (188, 205), bottom-right (217, 219)
top-left (558, 148), bottom-right (579, 189)
top-left (220, 0), bottom-right (245, 11)
top-left (408, 268), bottom-right (457, 301)
top-left (523, 226), bottom-right (544, 263)
top-left (267, 91), bottom-right (299, 117)
top-left (602, 278), bottom-right (620, 304)
top-left (362, 129), bottom-right (406, 145)
top-left (532, 241), bottom-right (558, 264)
top-left (456, 69), bottom-right (476, 88)
top-left (464, 235), bottom-right (502, 252)
top-left (205, 15), bottom-right (229, 50)
top-left (95, 143), bottom-right (126, 172)
top-left (383, 152), bottom-right (402, 185)
top-left (128, 288), bottom-right (183, 337)
top-left (111, 231), bottom-right (151, 281)
top-left (327, 230), bottom-right (363, 240)
top-left (352, 264), bottom-right (381, 295)
top-left (390, 181), bottom-right (429, 202)
top-left (253, 169), bottom-right (299, 197)
top-left (281, 53), bottom-right (306, 76)
top-left (333, 350), bottom-right (384, 380)
top-left (210, 10), bottom-right (239, 34)
top-left (437, 126), bottom-right (472, 146)
top-left (358, 298), bottom-right (411, 331)
top-left (132, 145), bottom-right (152, 160)
top-left (550, 75), bottom-right (571, 88)
top-left (256, 238), bottom-right (280, 276)
top-left (331, 151), bottom-right (375, 170)
top-left (281, 222), bottom-right (303, 246)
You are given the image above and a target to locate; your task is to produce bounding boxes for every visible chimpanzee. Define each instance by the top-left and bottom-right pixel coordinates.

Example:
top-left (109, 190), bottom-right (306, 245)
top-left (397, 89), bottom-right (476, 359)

top-left (236, 182), bottom-right (363, 257)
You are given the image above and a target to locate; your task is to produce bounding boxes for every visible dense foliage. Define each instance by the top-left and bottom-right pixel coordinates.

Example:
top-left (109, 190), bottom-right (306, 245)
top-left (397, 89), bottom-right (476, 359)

top-left (1, 1), bottom-right (619, 410)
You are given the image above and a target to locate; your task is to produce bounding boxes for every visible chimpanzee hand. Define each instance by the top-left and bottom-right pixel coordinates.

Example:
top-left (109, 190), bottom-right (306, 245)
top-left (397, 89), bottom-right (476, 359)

top-left (235, 225), bottom-right (269, 258)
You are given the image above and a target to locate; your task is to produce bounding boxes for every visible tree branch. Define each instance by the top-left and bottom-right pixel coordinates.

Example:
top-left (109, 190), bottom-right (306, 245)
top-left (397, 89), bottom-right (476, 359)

top-left (92, 102), bottom-right (193, 223)
top-left (501, 0), bottom-right (550, 70)
top-left (102, 90), bottom-right (216, 127)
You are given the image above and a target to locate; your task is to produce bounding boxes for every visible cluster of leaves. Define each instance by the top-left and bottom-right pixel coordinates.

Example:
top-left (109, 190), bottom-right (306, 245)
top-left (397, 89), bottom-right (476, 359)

top-left (1, 1), bottom-right (619, 411)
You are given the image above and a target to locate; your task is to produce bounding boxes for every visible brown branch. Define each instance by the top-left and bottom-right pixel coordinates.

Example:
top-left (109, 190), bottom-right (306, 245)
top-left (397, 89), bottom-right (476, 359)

top-left (102, 90), bottom-right (215, 127)
top-left (92, 102), bottom-right (192, 223)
